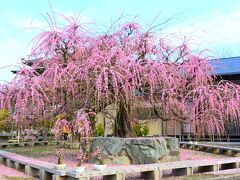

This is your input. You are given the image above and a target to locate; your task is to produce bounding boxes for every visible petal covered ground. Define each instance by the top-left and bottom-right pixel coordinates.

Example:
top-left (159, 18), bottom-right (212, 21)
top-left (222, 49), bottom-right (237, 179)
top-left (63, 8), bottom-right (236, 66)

top-left (0, 164), bottom-right (32, 179)
top-left (179, 149), bottom-right (227, 160)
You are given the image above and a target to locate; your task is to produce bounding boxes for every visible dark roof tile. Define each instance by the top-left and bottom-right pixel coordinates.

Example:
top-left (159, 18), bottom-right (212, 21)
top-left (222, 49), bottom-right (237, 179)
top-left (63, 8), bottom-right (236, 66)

top-left (209, 56), bottom-right (240, 75)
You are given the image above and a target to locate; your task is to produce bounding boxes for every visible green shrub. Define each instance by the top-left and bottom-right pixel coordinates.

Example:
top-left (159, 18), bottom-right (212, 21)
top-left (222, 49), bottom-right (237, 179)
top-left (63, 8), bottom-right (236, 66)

top-left (133, 122), bottom-right (150, 136)
top-left (55, 114), bottom-right (65, 120)
top-left (94, 124), bottom-right (105, 136)
top-left (0, 109), bottom-right (9, 130)
top-left (0, 109), bottom-right (9, 119)
top-left (133, 123), bottom-right (143, 136)
top-left (142, 124), bottom-right (150, 136)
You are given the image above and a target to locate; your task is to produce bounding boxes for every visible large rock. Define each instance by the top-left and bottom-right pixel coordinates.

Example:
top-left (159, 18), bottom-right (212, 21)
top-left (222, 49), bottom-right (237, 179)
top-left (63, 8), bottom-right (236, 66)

top-left (89, 137), bottom-right (179, 165)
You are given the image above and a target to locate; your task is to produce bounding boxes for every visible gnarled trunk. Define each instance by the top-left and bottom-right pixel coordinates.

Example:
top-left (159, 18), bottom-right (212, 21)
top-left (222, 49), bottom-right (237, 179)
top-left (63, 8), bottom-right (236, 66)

top-left (115, 100), bottom-right (134, 137)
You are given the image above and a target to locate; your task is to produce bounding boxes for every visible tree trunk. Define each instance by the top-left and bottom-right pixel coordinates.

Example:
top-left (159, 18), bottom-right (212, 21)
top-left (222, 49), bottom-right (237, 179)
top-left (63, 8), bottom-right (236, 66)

top-left (115, 100), bottom-right (133, 137)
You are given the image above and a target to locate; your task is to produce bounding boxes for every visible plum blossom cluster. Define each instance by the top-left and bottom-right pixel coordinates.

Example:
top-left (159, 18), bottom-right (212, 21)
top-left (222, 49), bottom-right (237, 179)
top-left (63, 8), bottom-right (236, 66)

top-left (77, 146), bottom-right (101, 166)
top-left (23, 129), bottom-right (37, 142)
top-left (188, 81), bottom-right (240, 136)
top-left (72, 111), bottom-right (95, 137)
top-left (23, 135), bottom-right (37, 142)
top-left (53, 110), bottom-right (95, 140)
top-left (53, 119), bottom-right (69, 138)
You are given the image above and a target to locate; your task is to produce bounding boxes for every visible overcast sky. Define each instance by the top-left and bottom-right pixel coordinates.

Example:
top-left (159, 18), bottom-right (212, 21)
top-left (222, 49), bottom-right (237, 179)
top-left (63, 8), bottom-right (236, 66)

top-left (0, 0), bottom-right (240, 81)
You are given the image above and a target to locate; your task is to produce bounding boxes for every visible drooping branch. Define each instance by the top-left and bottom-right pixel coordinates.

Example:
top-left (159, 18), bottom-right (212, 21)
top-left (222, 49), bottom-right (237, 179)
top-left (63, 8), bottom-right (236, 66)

top-left (1, 13), bottom-right (240, 137)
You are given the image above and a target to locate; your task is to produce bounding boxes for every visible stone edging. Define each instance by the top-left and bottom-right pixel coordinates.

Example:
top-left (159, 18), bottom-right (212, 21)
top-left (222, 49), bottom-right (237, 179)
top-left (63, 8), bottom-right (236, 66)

top-left (180, 142), bottom-right (240, 157)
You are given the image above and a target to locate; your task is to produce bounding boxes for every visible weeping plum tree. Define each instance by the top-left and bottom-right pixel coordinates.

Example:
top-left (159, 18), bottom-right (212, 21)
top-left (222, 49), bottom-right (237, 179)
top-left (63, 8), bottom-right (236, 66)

top-left (1, 13), bottom-right (240, 137)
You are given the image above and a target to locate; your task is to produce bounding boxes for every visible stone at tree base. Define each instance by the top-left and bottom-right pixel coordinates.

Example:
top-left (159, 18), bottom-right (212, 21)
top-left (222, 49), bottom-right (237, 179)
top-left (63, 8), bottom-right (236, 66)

top-left (88, 137), bottom-right (179, 165)
top-left (166, 137), bottom-right (180, 156)
top-left (58, 141), bottom-right (80, 149)
top-left (69, 141), bottom-right (80, 149)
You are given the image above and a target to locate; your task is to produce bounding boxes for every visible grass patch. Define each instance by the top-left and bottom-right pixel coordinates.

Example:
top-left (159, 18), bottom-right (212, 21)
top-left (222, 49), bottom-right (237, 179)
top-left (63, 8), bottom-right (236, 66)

top-left (5, 177), bottom-right (34, 180)
top-left (5, 145), bottom-right (56, 158)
